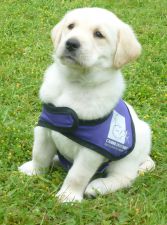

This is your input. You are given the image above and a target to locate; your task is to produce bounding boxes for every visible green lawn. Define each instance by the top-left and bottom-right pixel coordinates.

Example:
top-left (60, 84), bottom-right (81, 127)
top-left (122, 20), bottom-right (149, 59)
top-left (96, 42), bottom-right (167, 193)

top-left (0, 0), bottom-right (166, 224)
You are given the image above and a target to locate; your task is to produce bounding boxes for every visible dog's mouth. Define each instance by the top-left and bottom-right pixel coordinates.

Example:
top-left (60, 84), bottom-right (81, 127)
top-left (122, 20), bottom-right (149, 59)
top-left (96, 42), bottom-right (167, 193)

top-left (58, 48), bottom-right (89, 68)
top-left (65, 55), bottom-right (77, 62)
top-left (60, 54), bottom-right (80, 65)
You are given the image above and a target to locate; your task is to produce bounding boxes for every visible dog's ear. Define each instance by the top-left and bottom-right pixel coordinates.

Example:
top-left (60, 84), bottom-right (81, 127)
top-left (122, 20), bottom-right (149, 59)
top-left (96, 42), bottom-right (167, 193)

top-left (51, 20), bottom-right (64, 48)
top-left (113, 24), bottom-right (141, 69)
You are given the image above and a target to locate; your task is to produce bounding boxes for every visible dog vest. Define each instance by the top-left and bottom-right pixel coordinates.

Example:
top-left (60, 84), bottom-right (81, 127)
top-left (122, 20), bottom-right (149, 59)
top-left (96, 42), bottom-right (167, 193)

top-left (37, 99), bottom-right (135, 172)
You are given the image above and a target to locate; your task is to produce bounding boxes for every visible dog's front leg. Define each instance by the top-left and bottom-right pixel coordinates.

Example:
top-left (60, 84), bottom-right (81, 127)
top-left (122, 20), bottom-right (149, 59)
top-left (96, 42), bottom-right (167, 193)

top-left (56, 148), bottom-right (104, 203)
top-left (19, 126), bottom-right (57, 175)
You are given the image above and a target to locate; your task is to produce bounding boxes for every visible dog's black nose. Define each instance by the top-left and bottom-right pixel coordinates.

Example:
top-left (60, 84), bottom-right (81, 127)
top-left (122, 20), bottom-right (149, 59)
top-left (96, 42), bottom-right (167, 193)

top-left (66, 38), bottom-right (80, 52)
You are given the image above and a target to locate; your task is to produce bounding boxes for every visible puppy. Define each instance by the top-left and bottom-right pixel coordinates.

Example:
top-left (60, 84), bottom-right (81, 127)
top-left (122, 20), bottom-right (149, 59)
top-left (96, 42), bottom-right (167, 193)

top-left (19, 8), bottom-right (155, 202)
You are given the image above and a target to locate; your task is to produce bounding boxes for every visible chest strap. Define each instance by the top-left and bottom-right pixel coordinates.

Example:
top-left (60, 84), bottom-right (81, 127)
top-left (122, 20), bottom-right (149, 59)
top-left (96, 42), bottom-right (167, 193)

top-left (38, 103), bottom-right (79, 133)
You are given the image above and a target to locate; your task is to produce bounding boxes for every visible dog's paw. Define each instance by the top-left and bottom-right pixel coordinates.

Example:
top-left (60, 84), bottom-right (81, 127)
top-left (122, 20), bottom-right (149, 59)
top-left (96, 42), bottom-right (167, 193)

top-left (51, 155), bottom-right (61, 168)
top-left (85, 178), bottom-right (108, 197)
top-left (18, 161), bottom-right (45, 176)
top-left (56, 189), bottom-right (83, 203)
top-left (138, 157), bottom-right (155, 174)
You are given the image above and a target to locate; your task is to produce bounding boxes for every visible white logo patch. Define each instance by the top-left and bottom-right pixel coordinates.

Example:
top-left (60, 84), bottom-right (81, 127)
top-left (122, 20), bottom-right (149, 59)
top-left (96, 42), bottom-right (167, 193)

top-left (107, 110), bottom-right (127, 144)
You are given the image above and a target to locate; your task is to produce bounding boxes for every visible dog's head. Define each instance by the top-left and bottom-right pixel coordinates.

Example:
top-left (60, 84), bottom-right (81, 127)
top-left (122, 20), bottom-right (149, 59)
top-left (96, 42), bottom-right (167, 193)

top-left (51, 8), bottom-right (141, 70)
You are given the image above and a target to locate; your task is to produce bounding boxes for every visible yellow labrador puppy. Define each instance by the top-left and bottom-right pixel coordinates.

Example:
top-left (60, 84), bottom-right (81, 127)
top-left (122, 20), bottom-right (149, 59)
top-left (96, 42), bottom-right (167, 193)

top-left (19, 8), bottom-right (155, 202)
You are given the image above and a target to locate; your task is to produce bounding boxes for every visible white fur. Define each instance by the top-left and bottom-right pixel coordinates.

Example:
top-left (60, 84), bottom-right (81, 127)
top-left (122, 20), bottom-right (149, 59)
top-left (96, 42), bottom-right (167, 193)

top-left (19, 8), bottom-right (155, 202)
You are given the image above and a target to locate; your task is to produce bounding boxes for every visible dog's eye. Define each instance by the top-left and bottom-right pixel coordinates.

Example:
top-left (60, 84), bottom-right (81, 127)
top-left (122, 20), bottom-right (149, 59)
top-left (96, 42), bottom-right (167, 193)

top-left (68, 23), bottom-right (75, 30)
top-left (94, 31), bottom-right (104, 39)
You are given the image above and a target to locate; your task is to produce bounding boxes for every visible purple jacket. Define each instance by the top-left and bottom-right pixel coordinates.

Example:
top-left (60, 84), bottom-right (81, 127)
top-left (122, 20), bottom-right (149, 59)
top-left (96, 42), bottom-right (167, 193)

top-left (38, 100), bottom-right (135, 172)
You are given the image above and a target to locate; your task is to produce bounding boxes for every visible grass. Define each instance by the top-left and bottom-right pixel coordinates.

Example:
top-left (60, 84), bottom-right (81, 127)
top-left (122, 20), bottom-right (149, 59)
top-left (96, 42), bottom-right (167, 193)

top-left (0, 0), bottom-right (166, 224)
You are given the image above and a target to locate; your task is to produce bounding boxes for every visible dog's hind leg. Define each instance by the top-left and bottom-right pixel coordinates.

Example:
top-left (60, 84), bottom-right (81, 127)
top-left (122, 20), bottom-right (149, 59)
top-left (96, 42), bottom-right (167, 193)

top-left (85, 155), bottom-right (155, 197)
top-left (85, 119), bottom-right (155, 197)
top-left (85, 156), bottom-right (139, 197)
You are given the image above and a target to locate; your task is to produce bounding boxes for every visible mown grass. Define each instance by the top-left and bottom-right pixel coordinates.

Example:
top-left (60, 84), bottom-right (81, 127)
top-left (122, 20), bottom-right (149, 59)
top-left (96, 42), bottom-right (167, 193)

top-left (0, 0), bottom-right (166, 224)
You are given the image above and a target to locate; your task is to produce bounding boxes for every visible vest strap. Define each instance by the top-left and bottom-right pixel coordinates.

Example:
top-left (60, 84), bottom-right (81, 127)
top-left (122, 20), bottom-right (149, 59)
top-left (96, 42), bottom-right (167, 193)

top-left (57, 151), bottom-right (111, 173)
top-left (38, 103), bottom-right (79, 133)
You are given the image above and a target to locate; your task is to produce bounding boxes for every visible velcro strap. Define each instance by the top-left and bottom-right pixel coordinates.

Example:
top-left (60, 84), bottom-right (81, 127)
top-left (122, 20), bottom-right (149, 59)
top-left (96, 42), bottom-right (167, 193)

top-left (38, 103), bottom-right (79, 133)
